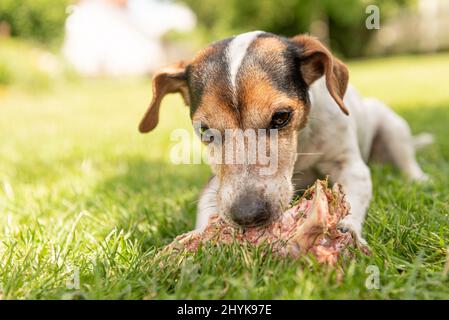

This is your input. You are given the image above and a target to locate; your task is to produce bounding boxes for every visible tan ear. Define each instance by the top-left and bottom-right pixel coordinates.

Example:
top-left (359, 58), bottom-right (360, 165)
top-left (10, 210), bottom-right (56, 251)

top-left (138, 61), bottom-right (190, 133)
top-left (290, 35), bottom-right (349, 115)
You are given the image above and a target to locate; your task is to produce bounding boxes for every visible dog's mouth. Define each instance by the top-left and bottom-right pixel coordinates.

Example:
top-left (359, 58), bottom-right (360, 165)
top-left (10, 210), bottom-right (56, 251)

top-left (220, 210), bottom-right (283, 229)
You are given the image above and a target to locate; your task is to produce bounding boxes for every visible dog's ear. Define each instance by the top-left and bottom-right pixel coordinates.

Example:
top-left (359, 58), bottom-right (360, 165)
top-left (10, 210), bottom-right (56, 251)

top-left (139, 61), bottom-right (190, 133)
top-left (290, 35), bottom-right (349, 115)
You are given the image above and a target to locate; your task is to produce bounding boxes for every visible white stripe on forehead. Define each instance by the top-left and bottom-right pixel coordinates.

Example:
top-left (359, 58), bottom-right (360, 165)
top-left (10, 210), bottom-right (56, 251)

top-left (226, 31), bottom-right (263, 89)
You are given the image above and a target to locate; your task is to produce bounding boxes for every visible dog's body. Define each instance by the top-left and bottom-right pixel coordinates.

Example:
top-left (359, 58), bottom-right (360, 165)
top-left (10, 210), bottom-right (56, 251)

top-left (139, 31), bottom-right (431, 244)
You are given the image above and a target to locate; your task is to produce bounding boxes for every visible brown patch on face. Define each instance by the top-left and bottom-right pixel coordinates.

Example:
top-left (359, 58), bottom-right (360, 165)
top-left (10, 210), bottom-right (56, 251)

top-left (193, 86), bottom-right (238, 130)
top-left (237, 35), bottom-right (311, 131)
top-left (238, 66), bottom-right (308, 130)
top-left (251, 36), bottom-right (286, 53)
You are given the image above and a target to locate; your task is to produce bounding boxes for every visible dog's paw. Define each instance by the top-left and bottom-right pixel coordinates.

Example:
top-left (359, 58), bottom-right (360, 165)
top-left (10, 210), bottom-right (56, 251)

top-left (410, 172), bottom-right (430, 183)
top-left (337, 217), bottom-right (370, 254)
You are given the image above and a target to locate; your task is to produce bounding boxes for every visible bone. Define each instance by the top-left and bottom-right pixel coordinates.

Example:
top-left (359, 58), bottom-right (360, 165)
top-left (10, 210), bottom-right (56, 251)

top-left (163, 180), bottom-right (367, 265)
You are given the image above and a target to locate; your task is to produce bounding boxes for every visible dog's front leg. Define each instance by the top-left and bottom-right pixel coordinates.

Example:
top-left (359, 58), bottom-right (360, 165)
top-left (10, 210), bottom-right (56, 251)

top-left (195, 175), bottom-right (219, 231)
top-left (318, 158), bottom-right (372, 245)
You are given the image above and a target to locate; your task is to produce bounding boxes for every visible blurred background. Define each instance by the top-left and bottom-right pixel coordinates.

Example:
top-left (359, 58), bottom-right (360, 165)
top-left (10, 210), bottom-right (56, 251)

top-left (0, 0), bottom-right (449, 86)
top-left (1, 0), bottom-right (448, 191)
top-left (1, 0), bottom-right (449, 194)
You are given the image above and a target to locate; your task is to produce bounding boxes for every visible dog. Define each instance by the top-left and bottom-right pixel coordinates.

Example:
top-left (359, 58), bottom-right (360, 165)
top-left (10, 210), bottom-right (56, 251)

top-left (139, 31), bottom-right (432, 245)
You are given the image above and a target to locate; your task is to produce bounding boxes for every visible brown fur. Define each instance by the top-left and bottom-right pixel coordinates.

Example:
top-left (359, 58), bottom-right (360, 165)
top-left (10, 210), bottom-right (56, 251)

top-left (138, 61), bottom-right (189, 133)
top-left (290, 35), bottom-right (349, 115)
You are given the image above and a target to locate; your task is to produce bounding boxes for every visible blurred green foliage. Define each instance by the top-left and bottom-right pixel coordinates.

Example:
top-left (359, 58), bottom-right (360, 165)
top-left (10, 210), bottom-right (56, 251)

top-left (180, 0), bottom-right (415, 57)
top-left (0, 0), bottom-right (70, 45)
top-left (0, 38), bottom-right (78, 91)
top-left (0, 39), bottom-right (51, 89)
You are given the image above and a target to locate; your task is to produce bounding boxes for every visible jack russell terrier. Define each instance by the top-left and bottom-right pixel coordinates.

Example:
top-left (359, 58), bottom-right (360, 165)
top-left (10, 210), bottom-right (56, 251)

top-left (139, 31), bottom-right (431, 245)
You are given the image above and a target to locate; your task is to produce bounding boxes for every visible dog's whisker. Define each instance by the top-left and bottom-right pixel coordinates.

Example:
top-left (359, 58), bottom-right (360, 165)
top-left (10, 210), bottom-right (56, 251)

top-left (202, 189), bottom-right (218, 195)
top-left (295, 152), bottom-right (323, 155)
top-left (202, 205), bottom-right (218, 211)
top-left (190, 199), bottom-right (200, 204)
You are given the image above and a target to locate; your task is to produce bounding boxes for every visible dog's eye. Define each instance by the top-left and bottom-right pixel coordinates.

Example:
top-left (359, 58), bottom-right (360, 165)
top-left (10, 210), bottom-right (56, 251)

top-left (197, 125), bottom-right (214, 143)
top-left (198, 125), bottom-right (208, 136)
top-left (270, 110), bottom-right (292, 129)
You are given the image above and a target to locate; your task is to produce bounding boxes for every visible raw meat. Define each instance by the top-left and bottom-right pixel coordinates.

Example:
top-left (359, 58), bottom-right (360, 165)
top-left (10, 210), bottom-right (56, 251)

top-left (164, 180), bottom-right (368, 265)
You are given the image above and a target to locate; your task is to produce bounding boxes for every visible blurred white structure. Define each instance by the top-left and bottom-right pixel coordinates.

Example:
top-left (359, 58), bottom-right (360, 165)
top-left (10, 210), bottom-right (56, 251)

top-left (370, 0), bottom-right (449, 55)
top-left (63, 0), bottom-right (196, 76)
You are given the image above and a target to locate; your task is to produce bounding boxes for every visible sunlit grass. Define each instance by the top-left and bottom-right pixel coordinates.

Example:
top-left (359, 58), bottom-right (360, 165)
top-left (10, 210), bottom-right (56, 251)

top-left (349, 53), bottom-right (449, 109)
top-left (0, 53), bottom-right (448, 299)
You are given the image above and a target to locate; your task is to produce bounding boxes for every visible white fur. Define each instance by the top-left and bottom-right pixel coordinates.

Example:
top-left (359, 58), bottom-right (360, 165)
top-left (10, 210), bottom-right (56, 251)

top-left (226, 31), bottom-right (262, 89)
top-left (196, 176), bottom-right (219, 231)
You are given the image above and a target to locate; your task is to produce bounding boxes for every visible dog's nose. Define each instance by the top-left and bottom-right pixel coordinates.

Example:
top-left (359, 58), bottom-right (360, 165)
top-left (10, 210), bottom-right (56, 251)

top-left (229, 191), bottom-right (271, 227)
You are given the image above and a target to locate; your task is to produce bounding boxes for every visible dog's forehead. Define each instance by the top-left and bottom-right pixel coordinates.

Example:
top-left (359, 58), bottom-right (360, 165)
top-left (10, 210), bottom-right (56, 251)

top-left (187, 31), bottom-right (305, 116)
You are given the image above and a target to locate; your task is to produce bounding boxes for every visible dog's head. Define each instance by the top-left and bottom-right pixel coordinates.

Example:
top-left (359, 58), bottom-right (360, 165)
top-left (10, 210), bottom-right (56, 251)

top-left (139, 32), bottom-right (349, 227)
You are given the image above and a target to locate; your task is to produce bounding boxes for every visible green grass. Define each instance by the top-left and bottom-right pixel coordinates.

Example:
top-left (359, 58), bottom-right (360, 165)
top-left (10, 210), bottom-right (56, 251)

top-left (1, 53), bottom-right (449, 299)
